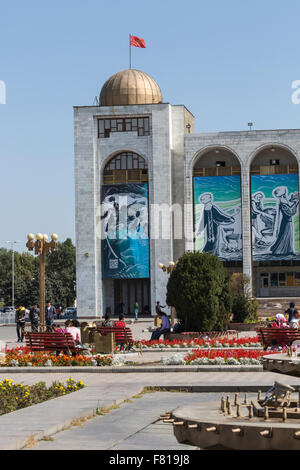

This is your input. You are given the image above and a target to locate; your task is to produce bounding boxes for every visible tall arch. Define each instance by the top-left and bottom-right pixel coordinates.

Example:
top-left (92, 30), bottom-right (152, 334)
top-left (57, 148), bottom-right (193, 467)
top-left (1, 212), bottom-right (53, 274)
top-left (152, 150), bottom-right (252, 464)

top-left (250, 144), bottom-right (300, 297)
top-left (101, 150), bottom-right (150, 316)
top-left (191, 146), bottom-right (243, 275)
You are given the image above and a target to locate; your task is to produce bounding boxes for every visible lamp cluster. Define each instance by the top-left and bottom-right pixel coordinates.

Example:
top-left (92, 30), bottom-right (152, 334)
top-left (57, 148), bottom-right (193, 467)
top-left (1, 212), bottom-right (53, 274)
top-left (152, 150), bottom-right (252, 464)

top-left (158, 261), bottom-right (176, 274)
top-left (26, 233), bottom-right (58, 255)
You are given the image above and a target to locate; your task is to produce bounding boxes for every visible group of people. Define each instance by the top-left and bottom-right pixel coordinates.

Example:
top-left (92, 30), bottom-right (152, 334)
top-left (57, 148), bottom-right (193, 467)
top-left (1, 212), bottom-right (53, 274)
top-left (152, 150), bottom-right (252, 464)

top-left (103, 301), bottom-right (172, 341)
top-left (15, 301), bottom-right (69, 343)
top-left (271, 302), bottom-right (300, 329)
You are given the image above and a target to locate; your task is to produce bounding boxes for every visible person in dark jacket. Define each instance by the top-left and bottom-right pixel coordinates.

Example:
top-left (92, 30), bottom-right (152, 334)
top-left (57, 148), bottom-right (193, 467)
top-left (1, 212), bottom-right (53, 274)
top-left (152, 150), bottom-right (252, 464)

top-left (285, 302), bottom-right (296, 323)
top-left (29, 304), bottom-right (40, 332)
top-left (45, 300), bottom-right (56, 331)
top-left (15, 305), bottom-right (26, 342)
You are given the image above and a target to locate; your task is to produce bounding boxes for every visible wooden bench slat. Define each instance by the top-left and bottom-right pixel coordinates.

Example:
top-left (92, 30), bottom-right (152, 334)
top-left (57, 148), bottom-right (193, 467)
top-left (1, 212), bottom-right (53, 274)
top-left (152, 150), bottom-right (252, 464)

top-left (25, 332), bottom-right (83, 354)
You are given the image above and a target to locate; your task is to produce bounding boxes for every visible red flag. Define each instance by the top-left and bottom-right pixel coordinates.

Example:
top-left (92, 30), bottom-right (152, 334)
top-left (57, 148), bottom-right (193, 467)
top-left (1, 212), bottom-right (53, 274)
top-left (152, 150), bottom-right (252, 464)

top-left (130, 35), bottom-right (146, 48)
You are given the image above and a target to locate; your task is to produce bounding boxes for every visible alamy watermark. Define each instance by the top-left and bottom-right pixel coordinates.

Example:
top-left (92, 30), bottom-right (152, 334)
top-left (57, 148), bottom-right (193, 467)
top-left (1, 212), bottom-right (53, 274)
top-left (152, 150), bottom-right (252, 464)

top-left (96, 200), bottom-right (192, 241)
top-left (0, 80), bottom-right (6, 104)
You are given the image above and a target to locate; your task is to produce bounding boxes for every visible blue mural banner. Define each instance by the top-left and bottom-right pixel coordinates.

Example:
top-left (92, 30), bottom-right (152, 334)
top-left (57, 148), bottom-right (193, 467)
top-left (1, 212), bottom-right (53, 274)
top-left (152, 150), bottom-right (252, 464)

top-left (101, 183), bottom-right (149, 279)
top-left (194, 175), bottom-right (242, 261)
top-left (251, 174), bottom-right (300, 261)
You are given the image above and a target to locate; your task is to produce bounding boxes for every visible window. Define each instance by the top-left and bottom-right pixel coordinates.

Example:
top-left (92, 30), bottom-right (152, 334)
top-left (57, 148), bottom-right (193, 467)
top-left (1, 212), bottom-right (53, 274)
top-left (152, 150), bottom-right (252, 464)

top-left (98, 117), bottom-right (150, 138)
top-left (270, 273), bottom-right (278, 287)
top-left (104, 152), bottom-right (147, 171)
top-left (216, 161), bottom-right (226, 167)
top-left (279, 272), bottom-right (286, 286)
top-left (270, 159), bottom-right (280, 165)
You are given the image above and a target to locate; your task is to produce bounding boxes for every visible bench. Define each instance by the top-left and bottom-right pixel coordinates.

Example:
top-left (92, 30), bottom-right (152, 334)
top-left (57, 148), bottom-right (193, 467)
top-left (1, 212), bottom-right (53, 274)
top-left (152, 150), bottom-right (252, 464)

top-left (96, 327), bottom-right (134, 350)
top-left (256, 328), bottom-right (300, 350)
top-left (25, 332), bottom-right (85, 355)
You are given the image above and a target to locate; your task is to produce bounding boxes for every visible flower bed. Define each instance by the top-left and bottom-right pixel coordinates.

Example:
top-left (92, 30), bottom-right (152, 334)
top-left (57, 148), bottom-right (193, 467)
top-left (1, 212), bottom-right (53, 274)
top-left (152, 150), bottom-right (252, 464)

top-left (134, 336), bottom-right (262, 350)
top-left (161, 349), bottom-right (272, 366)
top-left (0, 377), bottom-right (85, 415)
top-left (3, 347), bottom-right (120, 367)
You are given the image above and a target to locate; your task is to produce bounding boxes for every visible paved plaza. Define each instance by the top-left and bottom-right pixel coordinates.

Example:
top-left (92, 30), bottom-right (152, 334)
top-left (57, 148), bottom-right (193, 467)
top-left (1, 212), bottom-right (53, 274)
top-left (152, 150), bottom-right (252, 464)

top-left (0, 322), bottom-right (297, 450)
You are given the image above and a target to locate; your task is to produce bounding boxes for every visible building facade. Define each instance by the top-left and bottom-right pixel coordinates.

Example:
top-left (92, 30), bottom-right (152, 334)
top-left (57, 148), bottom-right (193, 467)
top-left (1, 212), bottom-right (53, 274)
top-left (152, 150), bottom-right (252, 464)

top-left (74, 69), bottom-right (300, 318)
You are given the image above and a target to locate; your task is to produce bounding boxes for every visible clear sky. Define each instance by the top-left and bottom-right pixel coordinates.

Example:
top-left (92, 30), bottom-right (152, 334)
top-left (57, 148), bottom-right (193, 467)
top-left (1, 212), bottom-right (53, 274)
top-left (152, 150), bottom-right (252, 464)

top-left (1, 0), bottom-right (300, 252)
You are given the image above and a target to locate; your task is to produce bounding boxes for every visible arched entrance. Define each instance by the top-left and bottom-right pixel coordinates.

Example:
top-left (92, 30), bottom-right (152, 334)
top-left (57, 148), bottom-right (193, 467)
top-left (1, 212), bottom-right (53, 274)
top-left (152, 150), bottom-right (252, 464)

top-left (192, 147), bottom-right (243, 276)
top-left (250, 145), bottom-right (300, 297)
top-left (101, 151), bottom-right (151, 316)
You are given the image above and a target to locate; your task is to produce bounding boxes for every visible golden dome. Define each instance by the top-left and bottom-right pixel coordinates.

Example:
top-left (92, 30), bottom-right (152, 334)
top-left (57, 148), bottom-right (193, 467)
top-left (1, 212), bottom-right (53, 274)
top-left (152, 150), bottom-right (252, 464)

top-left (99, 69), bottom-right (163, 106)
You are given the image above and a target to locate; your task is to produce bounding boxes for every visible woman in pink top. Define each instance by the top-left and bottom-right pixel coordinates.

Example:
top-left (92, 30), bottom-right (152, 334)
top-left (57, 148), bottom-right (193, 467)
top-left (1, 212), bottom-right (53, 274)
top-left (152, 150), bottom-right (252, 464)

top-left (66, 320), bottom-right (82, 345)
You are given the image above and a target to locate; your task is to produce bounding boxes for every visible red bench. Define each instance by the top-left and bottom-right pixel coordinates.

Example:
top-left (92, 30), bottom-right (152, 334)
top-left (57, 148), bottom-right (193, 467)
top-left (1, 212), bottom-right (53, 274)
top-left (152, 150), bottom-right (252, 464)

top-left (256, 328), bottom-right (300, 350)
top-left (96, 327), bottom-right (134, 350)
top-left (25, 332), bottom-right (85, 355)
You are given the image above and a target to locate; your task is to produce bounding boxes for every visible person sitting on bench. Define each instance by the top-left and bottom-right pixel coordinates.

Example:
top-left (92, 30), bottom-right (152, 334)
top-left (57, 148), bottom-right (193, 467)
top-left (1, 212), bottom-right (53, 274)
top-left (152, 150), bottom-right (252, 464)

top-left (150, 312), bottom-right (170, 341)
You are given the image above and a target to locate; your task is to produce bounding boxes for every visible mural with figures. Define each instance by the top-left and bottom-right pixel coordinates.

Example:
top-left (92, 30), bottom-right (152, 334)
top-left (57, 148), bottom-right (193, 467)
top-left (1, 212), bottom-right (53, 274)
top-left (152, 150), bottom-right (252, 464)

top-left (101, 183), bottom-right (149, 278)
top-left (251, 174), bottom-right (300, 261)
top-left (194, 175), bottom-right (243, 261)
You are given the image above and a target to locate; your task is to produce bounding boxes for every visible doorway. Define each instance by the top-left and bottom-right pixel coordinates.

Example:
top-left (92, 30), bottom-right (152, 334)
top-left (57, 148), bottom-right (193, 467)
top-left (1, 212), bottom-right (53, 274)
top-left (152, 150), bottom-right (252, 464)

top-left (114, 279), bottom-right (151, 316)
top-left (260, 273), bottom-right (269, 297)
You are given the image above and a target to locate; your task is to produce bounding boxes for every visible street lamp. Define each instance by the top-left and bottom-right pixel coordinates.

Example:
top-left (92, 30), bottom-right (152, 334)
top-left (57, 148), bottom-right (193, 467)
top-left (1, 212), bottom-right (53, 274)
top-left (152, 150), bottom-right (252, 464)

top-left (158, 261), bottom-right (177, 325)
top-left (26, 233), bottom-right (58, 331)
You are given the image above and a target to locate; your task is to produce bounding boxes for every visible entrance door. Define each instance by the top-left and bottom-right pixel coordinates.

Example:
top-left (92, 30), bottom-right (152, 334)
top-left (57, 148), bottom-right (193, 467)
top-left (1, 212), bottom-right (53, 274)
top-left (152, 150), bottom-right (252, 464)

top-left (114, 279), bottom-right (151, 315)
top-left (260, 273), bottom-right (270, 297)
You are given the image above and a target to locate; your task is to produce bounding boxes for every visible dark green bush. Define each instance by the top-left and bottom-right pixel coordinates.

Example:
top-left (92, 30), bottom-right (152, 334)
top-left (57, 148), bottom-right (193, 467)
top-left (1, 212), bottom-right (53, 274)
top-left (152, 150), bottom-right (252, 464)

top-left (166, 252), bottom-right (232, 331)
top-left (229, 273), bottom-right (258, 323)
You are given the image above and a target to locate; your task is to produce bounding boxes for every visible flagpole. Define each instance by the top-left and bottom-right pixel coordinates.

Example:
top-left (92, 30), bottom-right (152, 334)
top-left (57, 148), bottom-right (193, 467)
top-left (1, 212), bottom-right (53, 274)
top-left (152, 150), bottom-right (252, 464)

top-left (129, 34), bottom-right (131, 69)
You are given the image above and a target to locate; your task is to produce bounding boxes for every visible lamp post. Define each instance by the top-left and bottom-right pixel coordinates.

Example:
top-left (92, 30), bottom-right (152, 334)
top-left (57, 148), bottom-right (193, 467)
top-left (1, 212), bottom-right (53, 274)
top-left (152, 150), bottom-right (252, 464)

top-left (26, 233), bottom-right (58, 332)
top-left (158, 261), bottom-right (176, 326)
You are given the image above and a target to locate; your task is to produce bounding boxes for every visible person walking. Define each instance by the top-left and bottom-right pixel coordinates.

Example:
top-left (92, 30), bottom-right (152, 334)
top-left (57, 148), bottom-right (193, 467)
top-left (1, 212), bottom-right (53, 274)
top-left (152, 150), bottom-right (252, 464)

top-left (29, 303), bottom-right (40, 332)
top-left (15, 305), bottom-right (26, 342)
top-left (45, 300), bottom-right (56, 332)
top-left (134, 301), bottom-right (139, 321)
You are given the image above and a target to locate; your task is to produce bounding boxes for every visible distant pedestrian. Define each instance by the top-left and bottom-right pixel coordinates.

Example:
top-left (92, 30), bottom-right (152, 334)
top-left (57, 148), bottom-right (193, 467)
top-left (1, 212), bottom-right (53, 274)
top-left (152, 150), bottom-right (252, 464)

top-left (15, 305), bottom-right (26, 342)
top-left (45, 300), bottom-right (56, 332)
top-left (134, 301), bottom-right (139, 321)
top-left (118, 301), bottom-right (125, 315)
top-left (29, 303), bottom-right (40, 332)
top-left (285, 302), bottom-right (296, 323)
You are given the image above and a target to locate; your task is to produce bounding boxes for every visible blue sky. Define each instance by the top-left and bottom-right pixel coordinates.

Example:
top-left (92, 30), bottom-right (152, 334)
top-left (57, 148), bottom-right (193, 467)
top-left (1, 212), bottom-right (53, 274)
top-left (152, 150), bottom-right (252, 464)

top-left (1, 0), bottom-right (300, 251)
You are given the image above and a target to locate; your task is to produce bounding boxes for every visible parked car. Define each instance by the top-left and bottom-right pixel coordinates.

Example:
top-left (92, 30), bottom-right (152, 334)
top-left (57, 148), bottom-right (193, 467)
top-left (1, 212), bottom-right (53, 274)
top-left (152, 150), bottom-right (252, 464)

top-left (2, 306), bottom-right (15, 314)
top-left (62, 307), bottom-right (77, 320)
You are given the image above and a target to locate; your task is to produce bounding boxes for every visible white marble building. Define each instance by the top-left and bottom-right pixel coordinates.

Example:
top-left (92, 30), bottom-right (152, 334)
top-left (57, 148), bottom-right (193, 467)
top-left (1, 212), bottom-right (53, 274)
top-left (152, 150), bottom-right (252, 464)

top-left (74, 69), bottom-right (300, 318)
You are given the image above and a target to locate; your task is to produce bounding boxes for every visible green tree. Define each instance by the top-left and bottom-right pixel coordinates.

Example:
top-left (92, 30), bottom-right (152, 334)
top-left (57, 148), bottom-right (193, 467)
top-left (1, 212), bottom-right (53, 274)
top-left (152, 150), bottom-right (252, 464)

top-left (229, 273), bottom-right (258, 323)
top-left (45, 238), bottom-right (76, 308)
top-left (166, 252), bottom-right (232, 331)
top-left (0, 239), bottom-right (76, 309)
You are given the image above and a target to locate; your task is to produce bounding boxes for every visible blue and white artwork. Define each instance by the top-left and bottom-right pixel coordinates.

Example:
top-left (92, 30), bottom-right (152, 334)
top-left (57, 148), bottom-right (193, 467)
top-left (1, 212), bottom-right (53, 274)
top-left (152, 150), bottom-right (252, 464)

top-left (251, 174), bottom-right (300, 260)
top-left (101, 184), bottom-right (149, 279)
top-left (194, 176), bottom-right (242, 261)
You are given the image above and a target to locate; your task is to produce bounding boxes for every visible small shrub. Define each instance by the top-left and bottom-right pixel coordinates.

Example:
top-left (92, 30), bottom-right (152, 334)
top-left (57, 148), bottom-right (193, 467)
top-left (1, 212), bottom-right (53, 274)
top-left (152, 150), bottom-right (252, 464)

top-left (0, 377), bottom-right (85, 416)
